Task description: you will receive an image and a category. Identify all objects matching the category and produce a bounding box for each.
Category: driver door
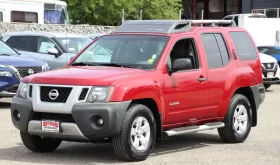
[163,36,209,125]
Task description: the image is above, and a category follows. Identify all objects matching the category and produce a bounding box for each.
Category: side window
[11,11,38,23]
[37,37,59,54]
[234,16,238,26]
[169,38,199,70]
[0,11,3,22]
[215,33,230,65]
[5,36,19,48]
[201,33,223,68]
[17,36,38,52]
[229,31,257,60]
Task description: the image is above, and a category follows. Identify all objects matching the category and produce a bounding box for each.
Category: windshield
[55,37,92,54]
[0,40,17,55]
[72,35,169,69]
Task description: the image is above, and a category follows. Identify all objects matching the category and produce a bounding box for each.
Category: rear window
[229,31,257,60]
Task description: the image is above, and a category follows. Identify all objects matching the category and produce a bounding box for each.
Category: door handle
[197,77,207,82]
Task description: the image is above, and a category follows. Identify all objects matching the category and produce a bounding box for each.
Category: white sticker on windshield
[68,48,76,51]
[152,54,157,59]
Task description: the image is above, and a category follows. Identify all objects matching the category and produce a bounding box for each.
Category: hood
[23,66,147,86]
[259,53,277,63]
[0,54,44,67]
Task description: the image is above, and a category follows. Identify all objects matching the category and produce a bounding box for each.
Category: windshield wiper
[0,54,11,56]
[71,62,99,66]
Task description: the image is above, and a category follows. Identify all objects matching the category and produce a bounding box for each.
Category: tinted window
[229,32,257,60]
[0,12,3,22]
[264,48,280,55]
[17,36,38,52]
[201,33,223,68]
[6,36,19,48]
[169,38,200,70]
[223,16,232,20]
[11,11,38,23]
[215,33,230,65]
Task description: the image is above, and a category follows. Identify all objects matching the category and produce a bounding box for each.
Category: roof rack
[113,19,236,34]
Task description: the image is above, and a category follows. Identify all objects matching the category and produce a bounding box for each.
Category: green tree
[63,0,182,26]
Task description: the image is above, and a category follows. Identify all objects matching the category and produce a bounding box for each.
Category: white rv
[0,0,70,24]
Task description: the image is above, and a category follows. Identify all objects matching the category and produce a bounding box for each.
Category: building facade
[182,0,280,20]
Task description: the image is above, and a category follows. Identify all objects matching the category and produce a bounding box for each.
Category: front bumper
[0,84,19,97]
[11,97,131,141]
[262,78,280,84]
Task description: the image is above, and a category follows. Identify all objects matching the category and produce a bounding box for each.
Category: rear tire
[112,104,156,161]
[264,84,271,90]
[218,94,252,143]
[20,131,62,152]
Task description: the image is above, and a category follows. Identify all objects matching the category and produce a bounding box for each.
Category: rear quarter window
[229,31,257,61]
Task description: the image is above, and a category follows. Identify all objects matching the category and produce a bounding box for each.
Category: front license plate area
[41,120,60,133]
[267,72,274,78]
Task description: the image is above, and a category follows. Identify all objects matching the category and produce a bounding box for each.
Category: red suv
[11,20,265,161]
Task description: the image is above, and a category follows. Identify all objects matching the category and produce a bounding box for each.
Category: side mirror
[172,58,193,72]
[47,48,59,57]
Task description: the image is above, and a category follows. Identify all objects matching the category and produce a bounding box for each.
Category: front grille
[32,112,75,123]
[78,88,89,100]
[262,63,275,70]
[40,86,72,103]
[15,66,42,78]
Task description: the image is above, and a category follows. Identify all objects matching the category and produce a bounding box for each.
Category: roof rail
[113,19,236,34]
[191,20,236,27]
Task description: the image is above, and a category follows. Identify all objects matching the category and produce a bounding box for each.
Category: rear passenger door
[198,30,237,116]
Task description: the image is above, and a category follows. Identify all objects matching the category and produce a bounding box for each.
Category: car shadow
[0,101,11,109]
[0,132,224,164]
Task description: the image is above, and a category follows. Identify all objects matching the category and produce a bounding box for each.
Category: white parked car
[259,53,280,89]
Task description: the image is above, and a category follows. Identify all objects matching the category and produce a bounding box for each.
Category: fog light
[13,110,20,121]
[88,94,97,103]
[97,118,104,126]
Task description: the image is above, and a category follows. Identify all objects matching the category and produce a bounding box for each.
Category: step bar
[164,122,225,137]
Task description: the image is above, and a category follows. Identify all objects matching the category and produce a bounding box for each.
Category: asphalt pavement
[0,85,279,165]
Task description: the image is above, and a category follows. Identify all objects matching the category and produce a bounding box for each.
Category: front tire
[112,104,156,161]
[218,94,252,143]
[20,131,62,152]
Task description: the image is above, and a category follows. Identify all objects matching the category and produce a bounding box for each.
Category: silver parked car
[1,31,93,69]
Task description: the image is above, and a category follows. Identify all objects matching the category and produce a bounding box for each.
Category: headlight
[0,71,12,77]
[87,86,114,103]
[42,62,50,71]
[16,82,28,99]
